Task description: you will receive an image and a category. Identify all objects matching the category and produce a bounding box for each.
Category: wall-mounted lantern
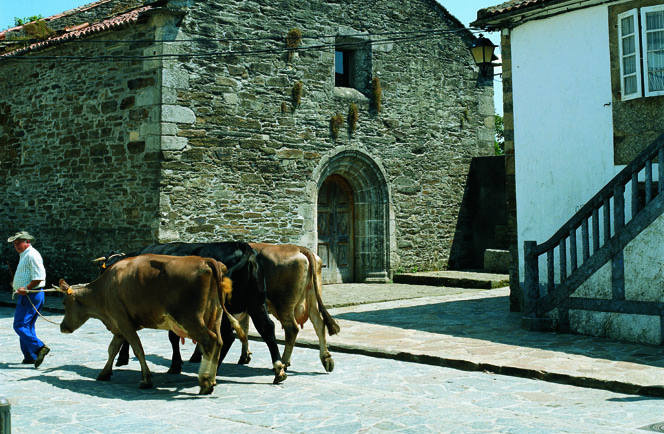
[470,34,498,78]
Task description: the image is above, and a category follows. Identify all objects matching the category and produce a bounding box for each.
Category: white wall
[511,5,615,279]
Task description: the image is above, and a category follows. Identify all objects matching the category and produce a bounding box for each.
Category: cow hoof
[237,353,252,365]
[167,365,182,375]
[139,380,153,389]
[199,380,214,395]
[97,372,112,381]
[115,358,128,367]
[272,371,287,384]
[322,357,335,373]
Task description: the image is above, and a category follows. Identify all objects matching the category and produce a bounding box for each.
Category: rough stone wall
[0,0,493,285]
[159,0,494,273]
[608,0,664,165]
[0,17,162,284]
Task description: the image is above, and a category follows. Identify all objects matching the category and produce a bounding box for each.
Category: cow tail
[221,276,248,343]
[208,258,247,343]
[301,247,340,336]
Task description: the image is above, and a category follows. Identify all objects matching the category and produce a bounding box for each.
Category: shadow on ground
[335,296,664,369]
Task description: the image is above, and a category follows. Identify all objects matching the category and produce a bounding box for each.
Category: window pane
[646,11,664,30]
[647,30,664,50]
[622,35,635,55]
[647,50,664,91]
[335,51,344,74]
[621,16,634,35]
[624,75,637,95]
[623,54,636,74]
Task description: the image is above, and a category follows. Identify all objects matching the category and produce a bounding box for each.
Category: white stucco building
[474,0,664,344]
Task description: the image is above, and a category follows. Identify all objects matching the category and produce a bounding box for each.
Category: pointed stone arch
[311,147,392,283]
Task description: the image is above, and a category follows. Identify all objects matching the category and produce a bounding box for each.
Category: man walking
[9,231,50,368]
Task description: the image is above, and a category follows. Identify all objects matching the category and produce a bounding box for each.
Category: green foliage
[494,113,505,155]
[23,20,56,40]
[2,18,55,54]
[371,76,382,113]
[286,28,302,62]
[347,103,358,134]
[286,28,302,49]
[13,15,43,27]
[330,113,344,139]
[292,81,303,108]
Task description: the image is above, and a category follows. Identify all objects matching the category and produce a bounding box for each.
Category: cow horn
[92,256,107,264]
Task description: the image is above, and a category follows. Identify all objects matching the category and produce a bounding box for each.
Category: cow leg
[116,340,130,367]
[307,301,334,372]
[216,316,236,369]
[122,330,153,389]
[237,314,252,365]
[194,327,221,395]
[249,305,286,384]
[98,335,124,382]
[279,316,300,371]
[188,344,202,364]
[167,330,183,375]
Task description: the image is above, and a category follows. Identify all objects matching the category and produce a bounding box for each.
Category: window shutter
[618,9,642,100]
[642,6,664,96]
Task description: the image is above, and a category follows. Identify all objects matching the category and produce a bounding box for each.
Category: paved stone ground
[2,279,664,433]
[1,306,664,433]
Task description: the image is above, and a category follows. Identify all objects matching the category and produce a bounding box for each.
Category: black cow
[97,242,286,384]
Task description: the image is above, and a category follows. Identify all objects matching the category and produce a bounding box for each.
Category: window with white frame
[618,5,664,100]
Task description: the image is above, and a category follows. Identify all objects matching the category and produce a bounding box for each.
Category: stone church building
[0,0,494,284]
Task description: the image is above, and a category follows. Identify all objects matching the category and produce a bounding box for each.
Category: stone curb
[393,271,510,289]
[284,336,664,398]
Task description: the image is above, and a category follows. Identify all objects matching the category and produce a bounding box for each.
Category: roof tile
[2,5,153,57]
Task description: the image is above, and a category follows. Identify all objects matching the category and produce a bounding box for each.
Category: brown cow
[248,243,340,372]
[59,254,245,395]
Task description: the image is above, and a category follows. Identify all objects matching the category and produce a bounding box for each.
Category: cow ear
[59,278,71,294]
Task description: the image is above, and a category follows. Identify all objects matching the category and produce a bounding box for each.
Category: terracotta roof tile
[0,1,112,36]
[2,5,153,57]
[475,0,567,24]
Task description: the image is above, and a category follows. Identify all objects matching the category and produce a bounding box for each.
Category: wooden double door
[317,175,354,283]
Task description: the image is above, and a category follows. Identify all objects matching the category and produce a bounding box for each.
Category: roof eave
[472,0,588,30]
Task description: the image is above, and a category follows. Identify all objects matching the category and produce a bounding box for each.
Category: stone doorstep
[484,249,510,274]
[392,270,510,289]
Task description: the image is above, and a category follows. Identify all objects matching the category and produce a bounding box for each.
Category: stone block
[484,249,510,273]
[162,105,196,124]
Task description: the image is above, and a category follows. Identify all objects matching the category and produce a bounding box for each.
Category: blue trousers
[13,292,45,361]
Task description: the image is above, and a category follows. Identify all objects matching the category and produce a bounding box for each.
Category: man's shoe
[34,346,50,368]
[22,358,35,364]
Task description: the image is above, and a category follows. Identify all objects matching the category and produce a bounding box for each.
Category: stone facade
[0,0,493,285]
[608,0,664,164]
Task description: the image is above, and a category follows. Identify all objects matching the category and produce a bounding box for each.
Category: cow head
[58,278,91,334]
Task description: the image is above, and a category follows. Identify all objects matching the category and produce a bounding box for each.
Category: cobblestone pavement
[1,306,664,434]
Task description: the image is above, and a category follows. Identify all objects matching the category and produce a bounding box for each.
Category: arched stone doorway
[312,148,391,284]
[318,174,354,282]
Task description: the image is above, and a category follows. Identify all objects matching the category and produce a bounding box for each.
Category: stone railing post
[522,241,538,325]
[0,397,10,434]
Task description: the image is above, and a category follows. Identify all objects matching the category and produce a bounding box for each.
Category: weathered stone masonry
[0,0,493,285]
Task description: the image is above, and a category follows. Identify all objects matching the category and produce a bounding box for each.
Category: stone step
[392,270,509,289]
[484,249,510,274]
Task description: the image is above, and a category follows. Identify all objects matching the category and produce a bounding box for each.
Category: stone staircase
[522,132,664,344]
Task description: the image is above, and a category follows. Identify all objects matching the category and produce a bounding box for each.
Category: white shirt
[13,246,46,290]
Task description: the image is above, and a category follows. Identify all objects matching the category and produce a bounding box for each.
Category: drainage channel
[640,422,664,432]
